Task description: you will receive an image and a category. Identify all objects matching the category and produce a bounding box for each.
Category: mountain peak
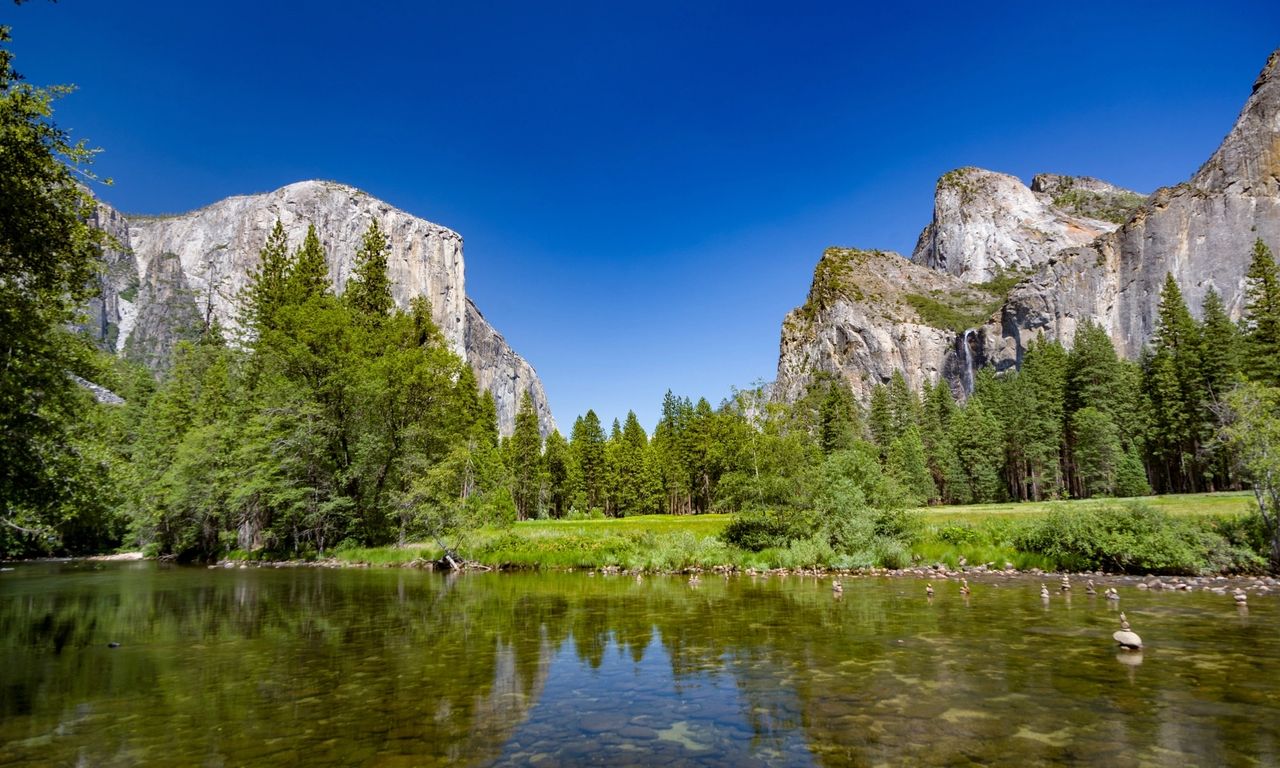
[1192,46,1280,193]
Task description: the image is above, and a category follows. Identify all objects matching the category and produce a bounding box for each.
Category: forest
[3,27,1280,571]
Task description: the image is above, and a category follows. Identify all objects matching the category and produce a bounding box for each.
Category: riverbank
[312,492,1266,576]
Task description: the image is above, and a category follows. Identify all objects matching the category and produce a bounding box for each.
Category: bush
[1013,502,1233,574]
[721,507,801,551]
[936,523,983,545]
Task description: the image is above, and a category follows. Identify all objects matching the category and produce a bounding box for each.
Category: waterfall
[962,328,976,394]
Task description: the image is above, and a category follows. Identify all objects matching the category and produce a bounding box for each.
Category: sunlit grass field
[332,491,1258,572]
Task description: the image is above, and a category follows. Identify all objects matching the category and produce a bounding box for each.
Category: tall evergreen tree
[346,219,394,319]
[948,397,1004,503]
[286,224,330,303]
[1144,273,1206,492]
[886,425,935,505]
[1242,238,1280,385]
[1199,286,1241,401]
[571,410,607,512]
[818,377,860,455]
[543,430,572,518]
[242,220,291,335]
[509,391,543,520]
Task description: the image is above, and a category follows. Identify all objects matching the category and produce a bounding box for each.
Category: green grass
[919,491,1254,523]
[326,493,1260,573]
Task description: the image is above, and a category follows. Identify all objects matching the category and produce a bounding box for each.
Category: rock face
[990,48,1280,367]
[464,298,555,436]
[775,248,993,402]
[910,167,1142,284]
[88,180,553,436]
[777,46,1280,404]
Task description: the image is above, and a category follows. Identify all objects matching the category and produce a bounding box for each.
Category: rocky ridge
[89,180,553,436]
[777,47,1280,402]
[910,167,1141,284]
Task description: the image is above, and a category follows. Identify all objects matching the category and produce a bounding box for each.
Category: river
[1,562,1277,766]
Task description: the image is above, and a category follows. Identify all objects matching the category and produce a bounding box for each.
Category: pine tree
[286,224,330,303]
[1071,406,1122,497]
[242,220,291,334]
[867,384,893,452]
[509,391,543,520]
[1021,335,1067,499]
[948,397,1004,503]
[571,410,607,512]
[346,219,394,319]
[543,430,572,518]
[887,369,920,434]
[1143,274,1206,492]
[818,377,859,454]
[1242,239,1280,385]
[1199,287,1242,490]
[886,425,935,505]
[1200,286,1241,401]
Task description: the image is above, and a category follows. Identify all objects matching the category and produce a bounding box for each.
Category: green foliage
[285,224,330,304]
[345,219,394,319]
[1050,186,1146,224]
[904,293,996,334]
[1013,502,1250,575]
[1242,239,1280,386]
[1223,382,1280,570]
[798,248,859,321]
[721,507,800,551]
[508,392,543,520]
[0,29,124,556]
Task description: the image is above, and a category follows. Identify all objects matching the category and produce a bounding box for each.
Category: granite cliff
[88,181,553,436]
[777,47,1280,403]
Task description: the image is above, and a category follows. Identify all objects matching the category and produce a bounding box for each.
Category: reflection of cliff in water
[2,564,1278,767]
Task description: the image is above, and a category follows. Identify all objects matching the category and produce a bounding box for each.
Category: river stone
[1113,630,1143,649]
[580,712,628,733]
[618,724,659,740]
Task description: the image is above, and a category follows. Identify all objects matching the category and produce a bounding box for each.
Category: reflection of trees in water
[2,566,1277,766]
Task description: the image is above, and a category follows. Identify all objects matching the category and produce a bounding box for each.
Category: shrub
[721,507,800,551]
[1013,502,1232,574]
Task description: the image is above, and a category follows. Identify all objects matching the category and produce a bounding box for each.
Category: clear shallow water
[1,563,1277,767]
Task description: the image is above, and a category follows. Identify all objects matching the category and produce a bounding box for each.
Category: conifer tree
[1071,406,1122,497]
[571,410,607,512]
[867,383,893,452]
[886,426,935,504]
[346,219,394,319]
[1242,239,1280,385]
[887,370,919,434]
[286,224,330,303]
[948,397,1004,503]
[509,391,543,520]
[818,377,859,454]
[1199,286,1241,401]
[1021,335,1067,499]
[543,430,572,518]
[243,220,291,334]
[1199,287,1242,489]
[1144,274,1206,492]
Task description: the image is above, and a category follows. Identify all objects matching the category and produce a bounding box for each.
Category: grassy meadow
[328,491,1263,574]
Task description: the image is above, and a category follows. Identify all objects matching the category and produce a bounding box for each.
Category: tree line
[2,26,1278,568]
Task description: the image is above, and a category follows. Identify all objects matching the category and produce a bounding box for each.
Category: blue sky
[10,2,1280,431]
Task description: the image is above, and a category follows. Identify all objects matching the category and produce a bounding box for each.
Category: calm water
[1,563,1277,767]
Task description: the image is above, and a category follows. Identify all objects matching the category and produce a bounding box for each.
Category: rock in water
[1113,630,1143,650]
[1114,613,1142,650]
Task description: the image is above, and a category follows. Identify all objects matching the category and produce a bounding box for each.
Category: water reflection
[1,563,1277,766]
